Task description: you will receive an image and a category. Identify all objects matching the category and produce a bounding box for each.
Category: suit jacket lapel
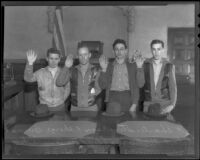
[155,58,168,92]
[126,62,132,89]
[109,61,115,88]
[149,59,155,94]
[156,63,165,92]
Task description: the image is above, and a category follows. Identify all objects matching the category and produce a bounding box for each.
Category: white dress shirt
[152,60,163,89]
[48,67,58,78]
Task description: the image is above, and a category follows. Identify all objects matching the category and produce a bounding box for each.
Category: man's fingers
[99,55,105,62]
[34,53,38,59]
[26,49,37,62]
[33,51,37,57]
[101,55,106,60]
[30,49,33,56]
[101,55,105,59]
[99,55,104,62]
[27,50,32,57]
[99,55,108,68]
[103,56,108,63]
[105,57,108,63]
[27,49,34,56]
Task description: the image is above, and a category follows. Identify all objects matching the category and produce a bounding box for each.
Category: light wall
[4,6,52,59]
[132,4,195,58]
[4,6,127,59]
[63,6,127,58]
[4,4,195,59]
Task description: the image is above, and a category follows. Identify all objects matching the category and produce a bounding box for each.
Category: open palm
[99,55,108,70]
[65,54,74,68]
[26,50,37,65]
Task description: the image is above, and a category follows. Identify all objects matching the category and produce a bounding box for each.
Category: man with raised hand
[24,48,70,113]
[135,39,177,116]
[98,39,140,113]
[56,44,101,112]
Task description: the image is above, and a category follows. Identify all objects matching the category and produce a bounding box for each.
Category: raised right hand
[26,49,37,65]
[65,54,74,68]
[99,55,108,71]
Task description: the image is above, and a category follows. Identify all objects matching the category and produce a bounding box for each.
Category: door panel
[168,28,195,84]
[168,28,195,107]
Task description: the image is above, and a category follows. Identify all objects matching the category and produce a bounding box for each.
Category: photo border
[1,1,199,159]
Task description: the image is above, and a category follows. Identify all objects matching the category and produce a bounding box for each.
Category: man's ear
[46,57,49,62]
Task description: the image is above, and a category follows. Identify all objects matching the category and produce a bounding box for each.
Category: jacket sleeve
[94,69,102,96]
[98,64,110,90]
[131,63,140,105]
[136,66,145,88]
[169,65,177,107]
[56,66,71,87]
[24,63,37,82]
[63,81,71,100]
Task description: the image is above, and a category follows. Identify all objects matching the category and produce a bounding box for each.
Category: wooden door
[168,27,195,112]
[168,28,195,84]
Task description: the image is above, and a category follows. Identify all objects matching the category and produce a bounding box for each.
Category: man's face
[114,43,127,60]
[151,43,164,61]
[47,53,60,68]
[78,47,91,65]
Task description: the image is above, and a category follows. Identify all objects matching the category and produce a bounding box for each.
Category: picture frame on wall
[77,41,104,59]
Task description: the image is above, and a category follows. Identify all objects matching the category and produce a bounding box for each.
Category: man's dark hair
[46,48,61,57]
[112,39,127,49]
[150,39,164,48]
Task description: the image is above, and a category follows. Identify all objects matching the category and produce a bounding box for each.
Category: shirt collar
[113,58,127,66]
[153,60,162,65]
[149,57,168,65]
[76,63,93,71]
[45,66,60,73]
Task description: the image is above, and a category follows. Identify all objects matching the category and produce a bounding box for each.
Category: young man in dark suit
[135,39,177,116]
